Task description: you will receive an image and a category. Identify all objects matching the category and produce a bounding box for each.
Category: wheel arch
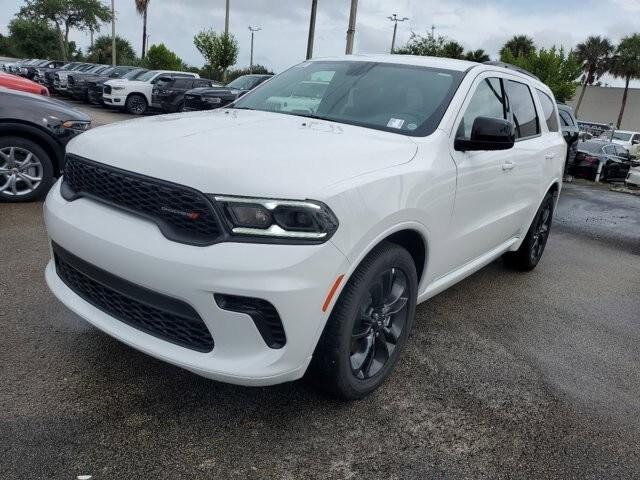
[0,121,64,175]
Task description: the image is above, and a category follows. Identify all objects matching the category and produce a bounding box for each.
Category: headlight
[62,120,91,131]
[204,97,222,104]
[111,86,125,91]
[211,195,338,242]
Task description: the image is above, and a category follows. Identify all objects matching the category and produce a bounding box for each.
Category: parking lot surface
[2,156,640,477]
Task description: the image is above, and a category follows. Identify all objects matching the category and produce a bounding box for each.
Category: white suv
[103,70,199,114]
[44,55,565,399]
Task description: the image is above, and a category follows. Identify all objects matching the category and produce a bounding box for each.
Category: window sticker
[387,118,405,129]
[407,123,417,131]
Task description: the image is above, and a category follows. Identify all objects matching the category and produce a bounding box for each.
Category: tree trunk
[64,23,71,59]
[617,76,630,129]
[574,79,588,116]
[223,68,227,83]
[55,23,67,61]
[141,9,147,58]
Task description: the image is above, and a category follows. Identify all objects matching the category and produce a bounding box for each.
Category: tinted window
[537,89,559,132]
[559,110,573,127]
[194,80,211,88]
[457,77,505,139]
[173,79,193,89]
[612,132,632,142]
[506,80,539,139]
[235,61,463,136]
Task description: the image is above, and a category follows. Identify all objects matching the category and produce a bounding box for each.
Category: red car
[0,72,49,96]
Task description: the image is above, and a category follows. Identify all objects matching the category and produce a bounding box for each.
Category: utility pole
[387,14,408,53]
[111,0,116,66]
[431,24,435,38]
[225,0,230,35]
[345,0,358,54]
[248,26,261,73]
[306,0,318,60]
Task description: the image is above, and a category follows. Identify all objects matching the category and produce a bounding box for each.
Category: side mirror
[454,116,515,152]
[632,139,639,145]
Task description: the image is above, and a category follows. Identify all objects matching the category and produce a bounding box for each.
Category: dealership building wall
[567,85,640,131]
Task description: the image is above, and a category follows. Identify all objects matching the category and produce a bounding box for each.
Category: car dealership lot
[1,181,639,478]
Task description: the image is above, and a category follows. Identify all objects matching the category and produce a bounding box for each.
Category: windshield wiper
[286,111,326,121]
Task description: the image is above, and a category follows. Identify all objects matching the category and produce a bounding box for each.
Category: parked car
[0,87,90,202]
[608,130,640,157]
[625,165,640,188]
[44,55,566,399]
[18,59,49,78]
[183,74,272,111]
[69,65,136,101]
[8,58,38,74]
[568,139,634,181]
[40,62,84,88]
[0,72,49,96]
[58,64,109,95]
[103,70,200,114]
[152,76,219,113]
[20,60,65,80]
[87,67,148,105]
[2,59,26,72]
[557,104,579,167]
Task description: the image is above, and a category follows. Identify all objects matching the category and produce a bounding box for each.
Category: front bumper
[44,181,349,385]
[102,92,126,106]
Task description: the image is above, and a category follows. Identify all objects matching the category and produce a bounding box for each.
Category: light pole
[248,26,261,73]
[306,0,318,60]
[345,0,358,54]
[225,0,230,35]
[111,0,116,66]
[387,14,408,53]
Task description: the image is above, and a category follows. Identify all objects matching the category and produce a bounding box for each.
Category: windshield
[227,75,264,90]
[137,70,161,82]
[612,132,632,141]
[233,61,464,136]
[122,69,147,80]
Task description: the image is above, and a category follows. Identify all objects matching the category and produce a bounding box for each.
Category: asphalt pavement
[1,169,639,477]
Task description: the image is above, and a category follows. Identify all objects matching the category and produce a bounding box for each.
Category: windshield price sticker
[387,118,405,129]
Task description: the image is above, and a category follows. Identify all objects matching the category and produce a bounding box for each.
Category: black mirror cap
[455,116,516,152]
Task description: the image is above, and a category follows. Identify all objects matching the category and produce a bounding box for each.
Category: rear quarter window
[505,80,540,139]
[536,89,559,132]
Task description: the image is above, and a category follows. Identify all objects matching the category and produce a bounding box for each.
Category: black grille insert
[53,243,214,352]
[215,294,286,349]
[61,155,223,246]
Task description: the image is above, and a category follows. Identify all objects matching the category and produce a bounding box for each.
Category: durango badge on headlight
[211,195,339,242]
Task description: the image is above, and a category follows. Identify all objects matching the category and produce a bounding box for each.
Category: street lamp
[248,26,261,74]
[387,14,408,53]
[111,0,116,66]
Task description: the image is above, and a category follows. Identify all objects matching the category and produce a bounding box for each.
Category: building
[567,85,640,131]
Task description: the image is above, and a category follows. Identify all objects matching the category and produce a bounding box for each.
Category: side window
[457,77,506,139]
[633,134,640,144]
[173,79,190,89]
[505,80,540,139]
[536,89,559,132]
[559,110,573,127]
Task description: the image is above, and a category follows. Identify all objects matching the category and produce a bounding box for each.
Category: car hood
[187,86,239,96]
[67,109,418,199]
[0,87,90,120]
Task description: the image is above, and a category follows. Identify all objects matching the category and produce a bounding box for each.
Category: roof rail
[482,61,540,81]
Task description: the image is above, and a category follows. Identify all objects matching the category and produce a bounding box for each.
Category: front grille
[103,84,112,94]
[215,294,286,349]
[62,155,224,246]
[53,243,214,352]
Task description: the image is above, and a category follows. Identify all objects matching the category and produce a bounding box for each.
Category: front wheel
[0,136,54,202]
[503,192,554,271]
[125,93,148,115]
[309,242,418,400]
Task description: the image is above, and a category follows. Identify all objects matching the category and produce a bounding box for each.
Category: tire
[0,136,54,203]
[503,192,554,271]
[125,93,148,115]
[309,241,418,400]
[177,102,185,113]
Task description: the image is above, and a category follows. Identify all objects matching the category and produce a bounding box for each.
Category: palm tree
[135,0,151,58]
[441,40,464,59]
[500,35,535,60]
[610,34,640,128]
[574,36,614,115]
[464,49,490,63]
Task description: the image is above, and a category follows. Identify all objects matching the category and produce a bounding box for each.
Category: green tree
[574,36,614,115]
[19,0,112,61]
[441,40,465,59]
[134,0,151,58]
[143,43,184,70]
[0,34,11,56]
[610,34,640,128]
[7,17,60,58]
[500,35,535,60]
[464,49,490,63]
[226,64,274,82]
[86,35,136,65]
[502,46,582,102]
[395,31,446,56]
[194,29,238,82]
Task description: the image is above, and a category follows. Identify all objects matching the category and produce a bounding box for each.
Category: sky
[1,0,639,86]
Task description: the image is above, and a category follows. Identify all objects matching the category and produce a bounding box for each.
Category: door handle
[545,153,556,160]
[502,160,516,171]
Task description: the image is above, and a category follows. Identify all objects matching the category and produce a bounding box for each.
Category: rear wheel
[0,136,54,202]
[125,93,148,115]
[503,192,554,271]
[309,242,417,400]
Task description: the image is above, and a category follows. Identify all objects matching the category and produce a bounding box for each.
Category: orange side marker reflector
[322,274,345,312]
